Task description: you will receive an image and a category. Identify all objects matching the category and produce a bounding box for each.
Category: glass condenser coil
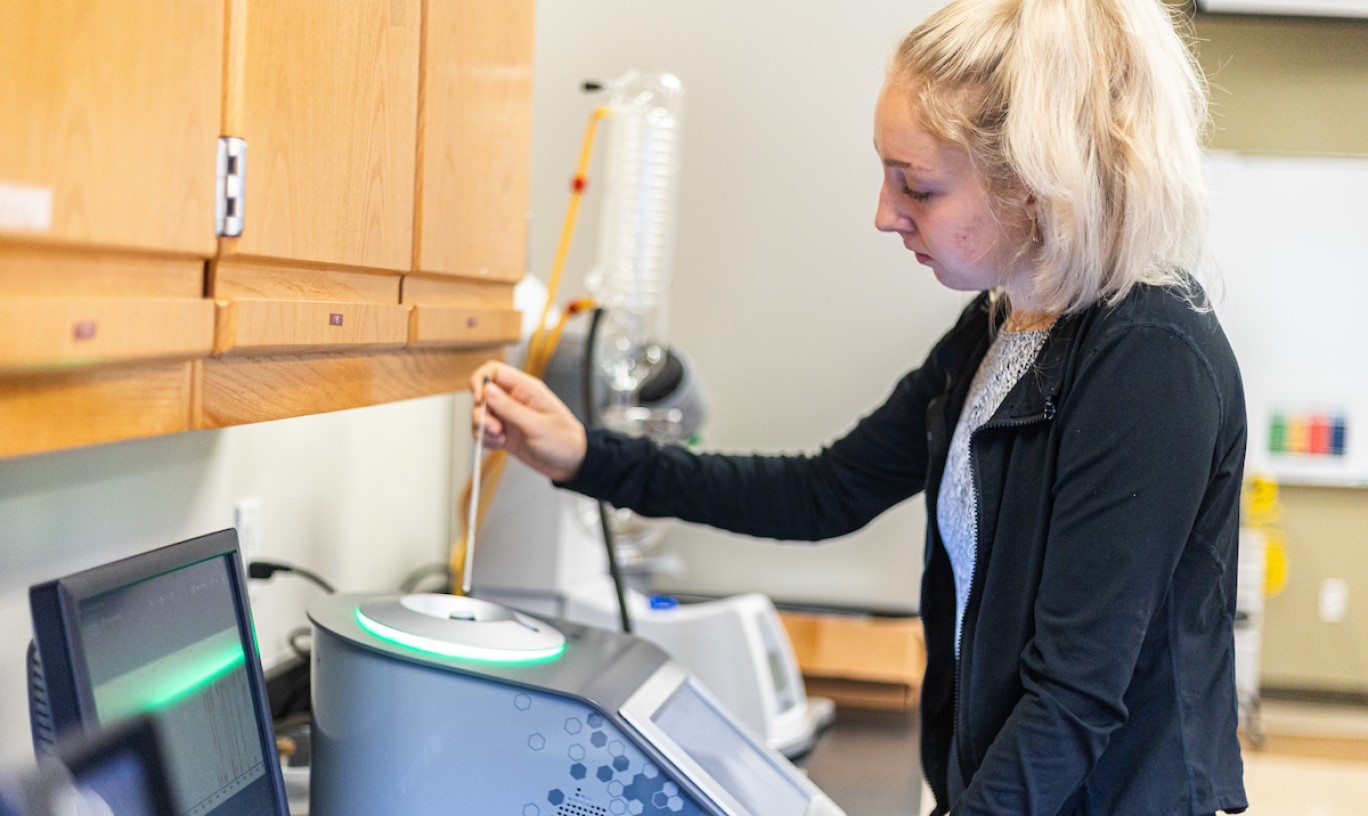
[587,70,686,398]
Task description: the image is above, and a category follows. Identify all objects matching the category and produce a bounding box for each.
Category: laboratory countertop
[798,706,924,816]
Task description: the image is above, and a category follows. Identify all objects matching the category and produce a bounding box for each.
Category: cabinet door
[416,0,534,282]
[0,0,223,256]
[221,0,421,272]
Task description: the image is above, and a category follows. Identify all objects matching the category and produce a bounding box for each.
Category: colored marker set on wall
[1268,411,1348,457]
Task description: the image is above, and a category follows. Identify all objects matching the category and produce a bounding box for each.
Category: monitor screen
[650,681,810,816]
[29,530,287,816]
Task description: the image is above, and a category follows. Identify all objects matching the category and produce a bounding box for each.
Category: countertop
[799,706,924,815]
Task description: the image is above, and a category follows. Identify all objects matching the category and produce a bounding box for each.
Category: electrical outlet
[1319,578,1349,624]
[234,497,263,564]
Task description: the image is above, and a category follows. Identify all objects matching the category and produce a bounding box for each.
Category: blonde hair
[891,0,1212,314]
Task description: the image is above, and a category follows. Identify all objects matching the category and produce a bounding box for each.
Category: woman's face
[873,81,1037,306]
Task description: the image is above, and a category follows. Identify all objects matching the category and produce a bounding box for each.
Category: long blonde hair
[891,0,1212,314]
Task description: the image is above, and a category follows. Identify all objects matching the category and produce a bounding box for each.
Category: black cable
[585,307,633,634]
[248,560,337,594]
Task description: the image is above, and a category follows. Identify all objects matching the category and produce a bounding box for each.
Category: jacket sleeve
[557,362,944,542]
[956,324,1232,814]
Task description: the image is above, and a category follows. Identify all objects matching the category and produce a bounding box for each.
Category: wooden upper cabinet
[0,0,531,455]
[416,0,535,283]
[0,0,223,256]
[220,0,421,272]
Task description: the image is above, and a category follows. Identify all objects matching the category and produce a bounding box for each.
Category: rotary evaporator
[472,70,834,758]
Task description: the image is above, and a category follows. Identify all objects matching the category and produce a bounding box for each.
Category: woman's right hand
[470,361,588,483]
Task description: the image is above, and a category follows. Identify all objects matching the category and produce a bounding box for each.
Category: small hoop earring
[1030,218,1042,245]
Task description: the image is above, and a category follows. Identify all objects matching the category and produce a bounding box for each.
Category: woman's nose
[874,185,906,233]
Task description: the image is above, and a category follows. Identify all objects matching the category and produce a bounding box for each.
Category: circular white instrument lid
[355,594,566,662]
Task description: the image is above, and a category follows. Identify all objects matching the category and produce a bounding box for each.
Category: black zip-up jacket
[562,284,1249,815]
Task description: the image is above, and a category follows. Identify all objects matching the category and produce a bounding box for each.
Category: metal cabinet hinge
[216,136,247,238]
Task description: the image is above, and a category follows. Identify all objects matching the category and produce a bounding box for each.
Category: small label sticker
[329,313,344,327]
[72,321,97,341]
[0,182,54,233]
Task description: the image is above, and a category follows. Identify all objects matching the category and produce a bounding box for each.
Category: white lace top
[937,325,1051,657]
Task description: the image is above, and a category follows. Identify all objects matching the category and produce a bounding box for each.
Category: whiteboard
[1205,151,1368,486]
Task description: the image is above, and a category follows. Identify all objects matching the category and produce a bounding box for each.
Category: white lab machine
[308,593,845,816]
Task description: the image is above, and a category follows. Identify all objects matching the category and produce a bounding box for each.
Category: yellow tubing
[526,105,612,372]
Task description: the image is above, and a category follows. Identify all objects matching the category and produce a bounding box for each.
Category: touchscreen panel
[650,681,809,816]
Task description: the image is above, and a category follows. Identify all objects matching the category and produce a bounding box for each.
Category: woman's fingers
[483,381,541,434]
[466,359,586,482]
[475,410,505,445]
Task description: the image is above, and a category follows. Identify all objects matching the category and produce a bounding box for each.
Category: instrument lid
[351,594,566,663]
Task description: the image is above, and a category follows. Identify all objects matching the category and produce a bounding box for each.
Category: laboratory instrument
[308,591,846,816]
[463,379,490,595]
[27,529,289,816]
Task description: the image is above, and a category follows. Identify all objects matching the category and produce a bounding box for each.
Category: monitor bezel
[28,529,288,815]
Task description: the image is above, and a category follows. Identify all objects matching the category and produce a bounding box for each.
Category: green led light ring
[355,610,565,664]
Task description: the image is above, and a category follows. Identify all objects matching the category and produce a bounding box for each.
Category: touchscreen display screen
[650,681,809,816]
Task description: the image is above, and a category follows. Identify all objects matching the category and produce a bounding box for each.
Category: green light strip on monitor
[93,629,246,722]
[355,609,565,664]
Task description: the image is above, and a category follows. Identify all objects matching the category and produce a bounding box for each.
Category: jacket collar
[933,292,1083,424]
[993,311,1078,422]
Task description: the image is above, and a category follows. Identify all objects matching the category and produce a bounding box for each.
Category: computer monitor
[27,530,288,816]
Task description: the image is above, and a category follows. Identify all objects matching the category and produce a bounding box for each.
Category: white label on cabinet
[0,182,53,233]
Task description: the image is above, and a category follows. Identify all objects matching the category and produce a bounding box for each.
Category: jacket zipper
[952,397,1056,788]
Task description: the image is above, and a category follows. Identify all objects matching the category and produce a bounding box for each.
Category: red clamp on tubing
[571,175,587,194]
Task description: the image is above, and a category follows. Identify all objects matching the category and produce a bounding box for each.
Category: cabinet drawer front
[408,306,520,348]
[0,299,214,371]
[215,300,410,355]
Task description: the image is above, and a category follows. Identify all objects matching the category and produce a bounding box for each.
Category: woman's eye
[903,187,932,202]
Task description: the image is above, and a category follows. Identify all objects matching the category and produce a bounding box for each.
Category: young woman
[472,0,1248,812]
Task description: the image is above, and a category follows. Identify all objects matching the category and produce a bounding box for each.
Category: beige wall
[1260,486,1368,691]
[1192,13,1368,155]
[1185,8,1368,693]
